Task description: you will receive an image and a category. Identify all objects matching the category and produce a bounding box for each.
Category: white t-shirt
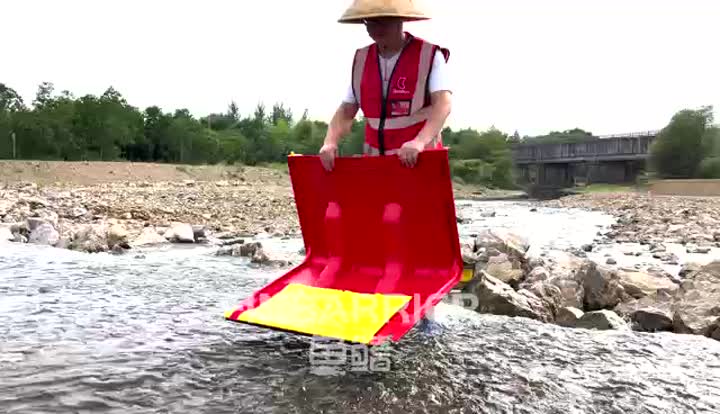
[342,49,451,104]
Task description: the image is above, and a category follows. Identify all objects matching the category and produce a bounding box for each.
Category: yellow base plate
[225,283,412,344]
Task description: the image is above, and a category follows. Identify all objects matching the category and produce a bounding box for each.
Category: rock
[474,229,529,267]
[192,225,207,240]
[649,243,667,254]
[686,245,712,254]
[580,261,627,311]
[55,238,70,249]
[615,292,674,332]
[482,253,524,286]
[556,307,584,327]
[456,215,468,224]
[467,273,552,322]
[523,267,550,286]
[543,251,585,309]
[616,270,679,299]
[201,213,212,220]
[13,233,28,243]
[164,223,195,243]
[18,196,48,209]
[524,281,564,319]
[576,310,630,331]
[107,224,129,246]
[26,217,46,232]
[480,211,496,218]
[28,223,60,246]
[606,258,617,265]
[121,212,133,220]
[714,232,720,242]
[582,244,593,252]
[0,226,14,242]
[132,227,170,247]
[70,224,109,253]
[653,252,679,263]
[110,244,127,255]
[672,262,720,338]
[527,256,545,270]
[69,207,88,218]
[679,263,702,279]
[216,242,263,258]
[251,248,271,264]
[240,242,263,257]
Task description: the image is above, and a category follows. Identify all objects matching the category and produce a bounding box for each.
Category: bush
[699,157,720,179]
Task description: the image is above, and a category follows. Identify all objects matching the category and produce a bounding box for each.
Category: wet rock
[582,244,593,252]
[615,291,674,332]
[192,225,207,240]
[240,242,263,257]
[467,273,552,322]
[164,223,195,243]
[132,227,170,247]
[110,244,127,255]
[686,245,712,254]
[556,307,584,327]
[70,224,108,253]
[576,310,630,331]
[616,270,679,299]
[480,211,496,218]
[107,224,129,246]
[216,242,263,258]
[13,233,28,243]
[26,217,47,232]
[456,215,468,224]
[649,243,666,254]
[714,232,720,242]
[672,262,720,339]
[653,252,679,263]
[606,258,617,265]
[220,237,246,247]
[28,223,60,246]
[251,248,271,264]
[579,261,627,311]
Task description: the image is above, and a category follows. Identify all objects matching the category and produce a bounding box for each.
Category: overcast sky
[4,0,719,136]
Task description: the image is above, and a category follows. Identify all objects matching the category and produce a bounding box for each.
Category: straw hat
[338,0,430,24]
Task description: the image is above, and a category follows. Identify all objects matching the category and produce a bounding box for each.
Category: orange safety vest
[352,32,450,156]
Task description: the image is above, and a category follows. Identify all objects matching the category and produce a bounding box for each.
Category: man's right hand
[319,143,338,171]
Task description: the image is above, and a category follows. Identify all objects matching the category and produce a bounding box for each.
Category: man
[319,0,452,170]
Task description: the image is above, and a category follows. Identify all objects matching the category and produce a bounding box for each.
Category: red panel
[226,149,463,345]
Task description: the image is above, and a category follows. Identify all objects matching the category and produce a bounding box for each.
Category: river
[1,201,719,413]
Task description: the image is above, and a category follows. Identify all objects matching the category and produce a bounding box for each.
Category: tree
[227,101,239,121]
[650,106,714,178]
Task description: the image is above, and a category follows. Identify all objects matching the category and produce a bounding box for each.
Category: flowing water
[1,201,720,414]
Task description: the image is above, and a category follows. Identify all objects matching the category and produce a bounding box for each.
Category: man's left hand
[398,139,425,168]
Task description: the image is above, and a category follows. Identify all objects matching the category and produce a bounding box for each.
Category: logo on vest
[392,77,410,95]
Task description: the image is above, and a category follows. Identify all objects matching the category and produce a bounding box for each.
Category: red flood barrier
[224,149,463,345]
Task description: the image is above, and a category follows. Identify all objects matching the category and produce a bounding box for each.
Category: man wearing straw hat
[319,0,452,170]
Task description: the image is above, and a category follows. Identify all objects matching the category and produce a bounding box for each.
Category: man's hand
[319,143,339,171]
[398,139,425,168]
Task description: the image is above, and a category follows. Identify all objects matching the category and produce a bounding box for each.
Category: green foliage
[650,106,714,178]
[699,157,720,179]
[522,128,594,144]
[0,80,518,189]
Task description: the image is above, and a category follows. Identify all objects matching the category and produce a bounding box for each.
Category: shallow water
[1,201,720,413]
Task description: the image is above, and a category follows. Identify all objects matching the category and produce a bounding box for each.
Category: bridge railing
[513,135,656,163]
[596,130,660,139]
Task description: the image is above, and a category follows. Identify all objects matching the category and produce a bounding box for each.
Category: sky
[3,0,719,137]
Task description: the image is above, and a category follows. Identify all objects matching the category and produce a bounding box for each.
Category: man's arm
[323,101,359,148]
[413,90,452,147]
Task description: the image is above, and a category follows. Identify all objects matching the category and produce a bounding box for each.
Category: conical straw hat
[338,0,430,24]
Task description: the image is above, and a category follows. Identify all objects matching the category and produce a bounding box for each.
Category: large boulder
[615,291,674,332]
[672,262,720,339]
[70,224,109,253]
[556,307,584,327]
[131,227,170,247]
[107,224,129,247]
[28,223,60,246]
[482,253,524,286]
[616,270,679,299]
[579,261,628,311]
[164,222,195,243]
[542,251,586,309]
[524,281,564,319]
[466,273,553,322]
[474,229,530,268]
[576,310,630,331]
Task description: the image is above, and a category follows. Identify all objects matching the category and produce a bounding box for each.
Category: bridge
[512,131,659,190]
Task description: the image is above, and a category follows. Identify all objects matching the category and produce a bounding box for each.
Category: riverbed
[2,201,720,413]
